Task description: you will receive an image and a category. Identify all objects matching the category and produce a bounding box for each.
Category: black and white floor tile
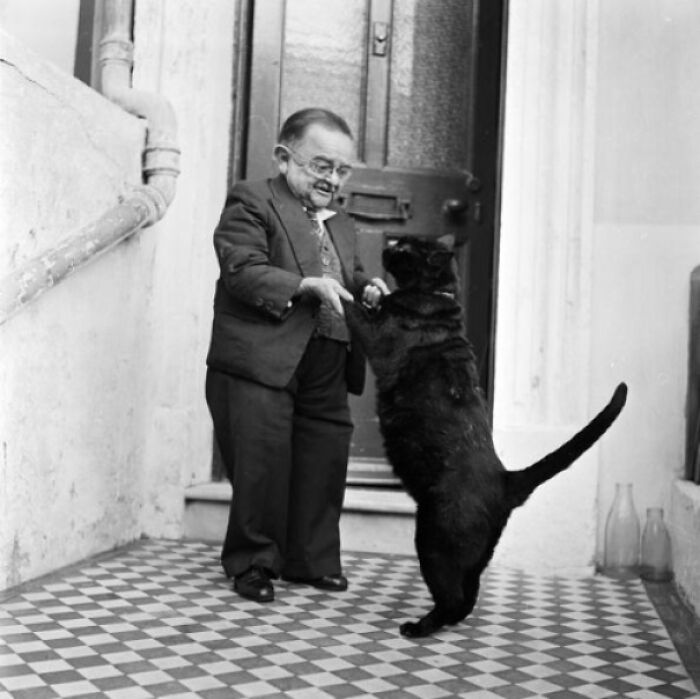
[0,540,698,698]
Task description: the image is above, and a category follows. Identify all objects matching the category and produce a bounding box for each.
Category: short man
[205,108,388,602]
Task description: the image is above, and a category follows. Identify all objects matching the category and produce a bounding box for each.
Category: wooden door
[240,0,505,485]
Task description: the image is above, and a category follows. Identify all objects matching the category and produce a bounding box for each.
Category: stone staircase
[184,459,416,555]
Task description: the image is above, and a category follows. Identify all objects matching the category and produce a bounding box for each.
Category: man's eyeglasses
[281,146,353,180]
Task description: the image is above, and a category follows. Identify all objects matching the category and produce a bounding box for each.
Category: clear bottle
[640,507,673,582]
[602,483,640,579]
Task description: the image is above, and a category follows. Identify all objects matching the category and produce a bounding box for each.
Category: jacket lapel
[267,176,321,277]
[325,212,355,284]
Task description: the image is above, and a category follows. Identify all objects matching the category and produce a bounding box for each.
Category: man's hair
[278,108,353,145]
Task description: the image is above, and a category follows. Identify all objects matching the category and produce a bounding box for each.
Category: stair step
[347,457,401,487]
[185,481,231,503]
[184,481,415,514]
[343,487,415,514]
[184,481,415,555]
[346,475,400,487]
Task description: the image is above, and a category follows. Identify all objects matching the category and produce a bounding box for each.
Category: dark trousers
[205,337,353,580]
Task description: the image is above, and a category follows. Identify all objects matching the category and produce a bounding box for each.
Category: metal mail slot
[338,191,413,222]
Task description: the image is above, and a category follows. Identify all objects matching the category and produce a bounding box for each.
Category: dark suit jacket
[206,175,370,394]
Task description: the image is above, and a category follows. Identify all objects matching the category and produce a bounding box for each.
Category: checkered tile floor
[1,540,698,698]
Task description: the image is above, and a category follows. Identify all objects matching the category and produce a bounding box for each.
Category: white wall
[131,0,234,532]
[494,0,700,575]
[591,0,700,558]
[0,0,80,75]
[0,0,235,588]
[0,28,148,587]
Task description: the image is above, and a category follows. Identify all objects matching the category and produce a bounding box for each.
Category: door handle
[442,198,470,224]
[442,198,468,216]
[443,170,482,221]
[443,197,483,223]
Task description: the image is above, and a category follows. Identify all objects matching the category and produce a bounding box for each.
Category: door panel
[282,0,369,142]
[243,0,502,481]
[387,0,476,172]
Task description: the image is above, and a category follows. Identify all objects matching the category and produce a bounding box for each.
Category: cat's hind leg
[458,572,481,620]
[400,541,470,638]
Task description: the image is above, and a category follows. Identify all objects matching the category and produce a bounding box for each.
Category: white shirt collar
[306,207,337,222]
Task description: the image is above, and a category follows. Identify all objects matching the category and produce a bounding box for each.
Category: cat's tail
[506,382,628,508]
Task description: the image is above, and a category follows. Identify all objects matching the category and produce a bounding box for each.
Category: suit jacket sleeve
[213,183,302,320]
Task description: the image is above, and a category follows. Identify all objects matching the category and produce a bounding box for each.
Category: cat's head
[382,236,458,296]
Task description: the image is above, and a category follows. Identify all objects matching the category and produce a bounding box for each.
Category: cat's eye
[427,251,451,265]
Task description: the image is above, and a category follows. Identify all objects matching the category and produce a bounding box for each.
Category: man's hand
[297,277,354,316]
[362,277,390,309]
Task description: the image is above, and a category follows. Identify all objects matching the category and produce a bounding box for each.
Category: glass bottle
[640,507,673,582]
[602,483,640,579]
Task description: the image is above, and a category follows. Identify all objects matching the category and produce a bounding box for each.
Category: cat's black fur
[343,236,627,638]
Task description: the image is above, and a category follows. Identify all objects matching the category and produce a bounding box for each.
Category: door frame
[228,0,508,417]
[227,0,255,188]
[469,0,508,412]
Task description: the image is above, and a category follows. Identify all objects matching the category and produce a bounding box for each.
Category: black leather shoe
[234,566,274,602]
[283,574,348,592]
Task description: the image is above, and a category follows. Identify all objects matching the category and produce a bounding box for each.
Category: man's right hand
[297,277,353,316]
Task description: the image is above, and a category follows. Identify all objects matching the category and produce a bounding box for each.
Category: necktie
[306,211,331,266]
[306,210,324,239]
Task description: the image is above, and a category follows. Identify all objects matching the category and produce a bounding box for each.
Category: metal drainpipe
[0,0,180,325]
[0,0,181,325]
[99,0,180,223]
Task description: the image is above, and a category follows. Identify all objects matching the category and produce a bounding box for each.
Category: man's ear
[273,144,290,172]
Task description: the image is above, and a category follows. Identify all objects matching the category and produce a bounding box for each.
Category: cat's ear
[437,234,455,251]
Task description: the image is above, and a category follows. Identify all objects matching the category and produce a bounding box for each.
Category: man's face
[276,123,354,210]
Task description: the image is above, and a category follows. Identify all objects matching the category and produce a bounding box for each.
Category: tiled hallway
[0,539,698,699]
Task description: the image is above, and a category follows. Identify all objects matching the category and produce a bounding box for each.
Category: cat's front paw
[342,298,374,330]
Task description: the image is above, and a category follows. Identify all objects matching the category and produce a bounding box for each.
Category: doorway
[222,0,506,485]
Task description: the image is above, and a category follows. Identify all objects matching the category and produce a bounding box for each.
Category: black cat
[343,236,627,638]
